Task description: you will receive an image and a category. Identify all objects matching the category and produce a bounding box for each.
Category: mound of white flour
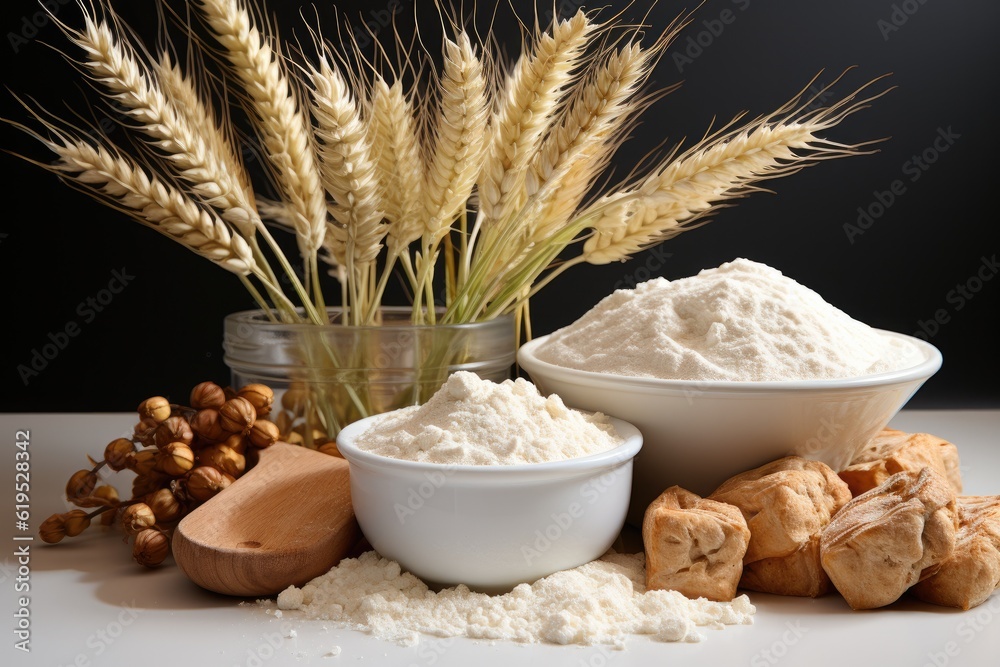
[355,371,621,465]
[275,550,755,647]
[534,258,922,382]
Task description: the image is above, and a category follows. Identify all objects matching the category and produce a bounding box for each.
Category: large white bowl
[517,330,942,526]
[336,415,643,591]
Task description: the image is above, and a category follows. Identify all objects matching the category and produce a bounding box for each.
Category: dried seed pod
[185,466,232,503]
[121,503,156,536]
[104,438,135,471]
[273,410,294,438]
[153,416,194,449]
[190,381,226,410]
[219,397,256,434]
[138,396,172,424]
[156,442,195,476]
[318,442,342,458]
[281,385,309,413]
[66,469,98,502]
[133,417,158,447]
[222,432,248,455]
[249,419,280,449]
[100,508,116,527]
[238,383,274,417]
[92,485,120,505]
[128,449,158,476]
[190,409,228,444]
[39,514,67,543]
[197,443,246,478]
[146,488,184,524]
[63,509,91,537]
[132,472,169,498]
[133,528,170,567]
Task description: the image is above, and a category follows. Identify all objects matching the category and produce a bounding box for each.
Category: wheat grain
[198,0,327,257]
[369,77,424,256]
[580,87,875,264]
[50,137,257,275]
[68,14,260,237]
[476,11,593,227]
[424,33,489,240]
[308,57,386,267]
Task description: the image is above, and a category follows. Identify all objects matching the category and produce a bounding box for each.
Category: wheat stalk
[423,32,490,241]
[198,0,327,262]
[580,81,881,264]
[476,10,594,229]
[46,135,257,275]
[66,14,261,238]
[369,77,424,257]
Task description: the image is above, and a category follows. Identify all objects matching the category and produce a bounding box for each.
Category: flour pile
[534,258,922,382]
[275,550,755,647]
[354,371,621,465]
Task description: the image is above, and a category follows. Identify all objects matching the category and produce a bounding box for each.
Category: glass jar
[223,307,516,444]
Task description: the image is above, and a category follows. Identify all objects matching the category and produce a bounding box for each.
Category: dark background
[1,0,997,411]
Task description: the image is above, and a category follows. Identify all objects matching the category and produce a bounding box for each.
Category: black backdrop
[1,0,997,411]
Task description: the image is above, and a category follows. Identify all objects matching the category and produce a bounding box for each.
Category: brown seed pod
[238,383,274,417]
[138,396,172,424]
[221,432,249,455]
[190,409,228,444]
[273,410,294,438]
[190,381,226,410]
[121,503,156,536]
[131,472,169,498]
[63,509,91,537]
[39,514,67,543]
[92,485,120,505]
[197,443,246,478]
[280,384,309,412]
[318,442,342,458]
[104,438,135,471]
[127,449,158,476]
[146,488,184,524]
[153,416,194,449]
[249,419,280,449]
[185,466,232,503]
[156,442,195,477]
[133,417,159,447]
[219,397,256,434]
[133,528,170,567]
[66,470,98,502]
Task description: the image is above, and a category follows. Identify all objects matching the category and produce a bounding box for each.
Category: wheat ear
[369,77,424,256]
[198,0,327,259]
[476,10,594,227]
[580,78,888,264]
[44,136,257,275]
[66,14,259,238]
[423,32,490,241]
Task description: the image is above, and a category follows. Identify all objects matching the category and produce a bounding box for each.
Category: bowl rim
[517,329,942,393]
[336,414,643,477]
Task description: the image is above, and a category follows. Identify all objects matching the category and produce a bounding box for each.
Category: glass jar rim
[224,306,515,332]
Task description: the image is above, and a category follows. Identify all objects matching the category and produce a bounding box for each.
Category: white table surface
[2,410,998,667]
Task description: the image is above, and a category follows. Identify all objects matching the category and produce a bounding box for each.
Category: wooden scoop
[172,442,360,597]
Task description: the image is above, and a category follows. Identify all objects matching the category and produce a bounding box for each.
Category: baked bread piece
[910,495,1000,610]
[839,429,963,497]
[709,456,851,597]
[820,467,958,610]
[643,486,750,601]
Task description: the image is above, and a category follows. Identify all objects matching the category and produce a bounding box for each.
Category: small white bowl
[336,415,643,591]
[517,330,942,526]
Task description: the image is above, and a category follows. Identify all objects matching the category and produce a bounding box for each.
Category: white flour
[355,371,621,464]
[534,258,922,381]
[275,550,755,647]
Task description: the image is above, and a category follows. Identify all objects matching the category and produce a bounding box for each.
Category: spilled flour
[274,550,755,647]
[534,258,923,382]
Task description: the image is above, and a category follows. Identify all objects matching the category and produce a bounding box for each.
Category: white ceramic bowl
[336,415,643,591]
[517,330,942,526]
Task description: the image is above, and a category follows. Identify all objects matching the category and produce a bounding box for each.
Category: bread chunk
[820,467,958,610]
[839,429,962,497]
[910,495,1000,610]
[709,456,851,597]
[643,486,750,601]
